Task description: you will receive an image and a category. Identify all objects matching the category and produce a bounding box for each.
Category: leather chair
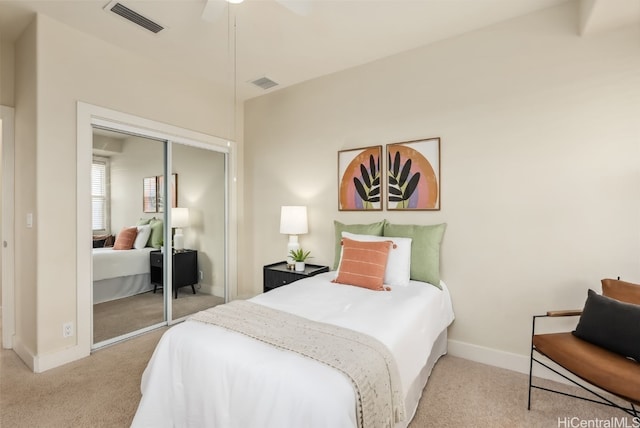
[527,279,640,417]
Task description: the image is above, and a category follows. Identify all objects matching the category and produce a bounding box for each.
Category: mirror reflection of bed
[91,128,226,345]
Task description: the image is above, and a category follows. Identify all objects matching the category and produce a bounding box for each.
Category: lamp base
[286,235,299,268]
[174,228,185,252]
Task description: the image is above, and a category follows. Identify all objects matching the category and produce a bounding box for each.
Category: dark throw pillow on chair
[572,289,640,362]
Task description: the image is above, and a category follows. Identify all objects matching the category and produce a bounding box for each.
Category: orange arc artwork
[388,145,438,209]
[339,147,381,210]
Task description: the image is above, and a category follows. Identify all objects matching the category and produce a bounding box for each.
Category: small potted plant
[289,248,312,272]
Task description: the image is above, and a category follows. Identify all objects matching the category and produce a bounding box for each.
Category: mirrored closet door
[90,124,229,348]
[170,143,226,319]
[91,129,167,345]
[82,104,232,351]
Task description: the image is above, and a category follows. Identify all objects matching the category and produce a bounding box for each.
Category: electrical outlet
[199,270,204,280]
[63,322,74,338]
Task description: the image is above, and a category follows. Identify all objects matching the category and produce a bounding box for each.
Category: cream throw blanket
[190,300,406,428]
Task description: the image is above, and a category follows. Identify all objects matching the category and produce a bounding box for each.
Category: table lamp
[279,206,308,268]
[172,207,189,251]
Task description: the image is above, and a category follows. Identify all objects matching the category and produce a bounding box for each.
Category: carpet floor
[1,326,631,428]
[93,290,224,343]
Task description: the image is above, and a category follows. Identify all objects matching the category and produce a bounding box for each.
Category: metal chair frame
[528,313,639,418]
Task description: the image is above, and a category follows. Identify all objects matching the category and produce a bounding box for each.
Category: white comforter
[132,272,454,428]
[92,247,154,281]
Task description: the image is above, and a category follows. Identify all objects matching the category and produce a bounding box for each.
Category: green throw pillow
[148,219,163,248]
[136,217,153,226]
[333,220,386,270]
[383,222,446,288]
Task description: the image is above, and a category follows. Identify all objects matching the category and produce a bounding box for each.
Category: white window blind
[92,157,109,233]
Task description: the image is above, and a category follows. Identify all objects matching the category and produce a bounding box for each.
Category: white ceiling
[1,0,637,101]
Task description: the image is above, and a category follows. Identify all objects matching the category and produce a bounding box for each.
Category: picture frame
[142,173,178,213]
[386,138,440,210]
[338,146,382,211]
[143,177,157,213]
[157,173,178,213]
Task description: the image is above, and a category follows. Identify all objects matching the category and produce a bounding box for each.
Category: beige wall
[106,135,165,234]
[1,38,16,106]
[244,2,640,362]
[11,13,237,368]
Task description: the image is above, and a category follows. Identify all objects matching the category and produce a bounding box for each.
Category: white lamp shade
[171,207,190,229]
[279,206,308,235]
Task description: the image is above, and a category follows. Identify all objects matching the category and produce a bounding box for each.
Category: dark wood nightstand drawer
[264,271,299,290]
[150,252,163,268]
[263,262,329,293]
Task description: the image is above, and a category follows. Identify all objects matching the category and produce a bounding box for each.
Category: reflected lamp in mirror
[279,206,308,267]
[172,207,190,251]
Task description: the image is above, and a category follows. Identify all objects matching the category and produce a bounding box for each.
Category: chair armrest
[546,309,582,317]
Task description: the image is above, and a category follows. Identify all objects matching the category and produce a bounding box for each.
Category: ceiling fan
[201,0,312,22]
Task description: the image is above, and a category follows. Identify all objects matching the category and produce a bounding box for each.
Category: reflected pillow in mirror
[113,227,138,250]
[134,225,152,250]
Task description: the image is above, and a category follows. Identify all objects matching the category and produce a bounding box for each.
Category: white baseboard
[198,283,225,299]
[12,336,35,371]
[34,344,90,373]
[447,339,579,386]
[448,339,530,373]
[12,334,90,373]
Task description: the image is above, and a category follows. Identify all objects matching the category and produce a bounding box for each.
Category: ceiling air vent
[105,1,164,34]
[251,77,279,90]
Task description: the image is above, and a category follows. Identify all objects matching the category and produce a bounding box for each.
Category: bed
[132,271,454,427]
[92,247,156,304]
[132,221,452,427]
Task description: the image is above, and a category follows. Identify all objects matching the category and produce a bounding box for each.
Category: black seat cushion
[573,289,640,362]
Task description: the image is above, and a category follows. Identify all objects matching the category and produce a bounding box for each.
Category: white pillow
[341,231,412,287]
[133,225,152,250]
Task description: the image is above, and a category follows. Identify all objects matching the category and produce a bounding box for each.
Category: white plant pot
[295,261,305,272]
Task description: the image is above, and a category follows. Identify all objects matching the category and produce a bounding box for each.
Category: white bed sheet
[132,272,454,428]
[92,247,154,281]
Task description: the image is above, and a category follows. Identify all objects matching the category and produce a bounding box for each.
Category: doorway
[1,105,15,350]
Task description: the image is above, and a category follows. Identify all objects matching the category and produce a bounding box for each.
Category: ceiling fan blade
[202,0,226,22]
[276,0,313,16]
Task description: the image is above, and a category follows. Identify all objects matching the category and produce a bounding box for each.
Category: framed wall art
[143,176,157,213]
[142,173,178,213]
[338,146,382,211]
[157,173,178,213]
[386,138,440,211]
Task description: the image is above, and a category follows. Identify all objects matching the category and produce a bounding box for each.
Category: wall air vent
[105,1,164,34]
[250,77,279,90]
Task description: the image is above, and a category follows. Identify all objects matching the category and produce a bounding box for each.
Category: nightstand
[263,261,329,293]
[150,249,198,298]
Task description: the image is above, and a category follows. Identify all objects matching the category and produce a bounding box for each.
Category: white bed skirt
[93,273,153,304]
[399,328,448,428]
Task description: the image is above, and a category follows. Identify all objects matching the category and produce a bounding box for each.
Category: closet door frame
[77,102,236,354]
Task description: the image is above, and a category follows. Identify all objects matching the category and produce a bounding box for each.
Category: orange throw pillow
[113,227,138,250]
[333,237,392,291]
